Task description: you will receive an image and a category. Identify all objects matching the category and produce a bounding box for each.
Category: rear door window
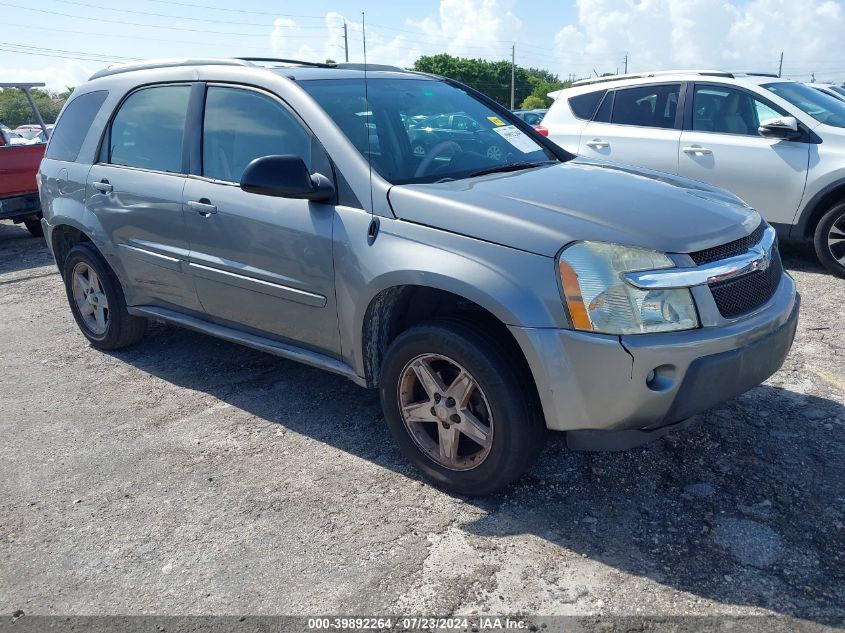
[109,84,191,173]
[46,90,108,162]
[611,84,681,129]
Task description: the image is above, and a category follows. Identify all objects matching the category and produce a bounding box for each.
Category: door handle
[585,139,610,149]
[682,145,712,155]
[93,179,113,193]
[187,199,217,216]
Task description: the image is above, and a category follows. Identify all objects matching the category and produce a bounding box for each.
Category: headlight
[558,242,699,335]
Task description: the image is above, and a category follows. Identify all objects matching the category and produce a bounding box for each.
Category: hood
[387,158,760,257]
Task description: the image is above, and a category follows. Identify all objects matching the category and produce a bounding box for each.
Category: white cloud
[553,0,845,82]
[270,17,318,61]
[14,0,845,94]
[0,59,93,92]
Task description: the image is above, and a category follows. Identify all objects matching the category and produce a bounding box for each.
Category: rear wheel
[380,320,545,495]
[62,243,147,350]
[814,201,845,278]
[24,218,43,237]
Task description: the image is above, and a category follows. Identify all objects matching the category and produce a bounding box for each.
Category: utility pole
[778,51,783,78]
[624,53,628,74]
[510,43,515,110]
[343,21,349,62]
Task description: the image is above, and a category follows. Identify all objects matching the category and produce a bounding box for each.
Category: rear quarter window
[45,90,108,162]
[568,90,607,120]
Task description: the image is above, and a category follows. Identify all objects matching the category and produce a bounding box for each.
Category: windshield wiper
[468,160,556,179]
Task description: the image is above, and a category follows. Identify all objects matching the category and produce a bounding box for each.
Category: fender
[332,208,569,379]
[792,176,845,239]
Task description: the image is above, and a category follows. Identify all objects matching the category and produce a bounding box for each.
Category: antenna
[362,11,379,243]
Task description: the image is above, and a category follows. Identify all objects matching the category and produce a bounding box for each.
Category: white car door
[578,83,682,174]
[677,83,810,226]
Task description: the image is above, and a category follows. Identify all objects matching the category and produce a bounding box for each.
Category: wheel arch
[358,281,539,394]
[795,179,845,239]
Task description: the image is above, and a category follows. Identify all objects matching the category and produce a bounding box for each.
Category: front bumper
[509,272,799,449]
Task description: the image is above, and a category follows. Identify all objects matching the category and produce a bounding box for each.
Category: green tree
[0,87,70,128]
[413,53,567,108]
[519,95,546,110]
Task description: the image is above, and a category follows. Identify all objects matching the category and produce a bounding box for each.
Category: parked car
[39,59,798,495]
[544,70,845,277]
[0,83,50,236]
[407,112,511,159]
[512,109,548,125]
[807,83,845,103]
[512,109,549,135]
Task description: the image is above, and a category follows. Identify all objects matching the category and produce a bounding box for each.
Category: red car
[0,82,50,237]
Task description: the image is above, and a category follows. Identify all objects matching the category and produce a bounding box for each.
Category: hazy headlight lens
[558,242,699,335]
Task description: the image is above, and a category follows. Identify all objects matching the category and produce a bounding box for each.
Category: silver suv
[38,58,799,495]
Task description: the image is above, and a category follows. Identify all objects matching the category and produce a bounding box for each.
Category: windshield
[763,82,845,128]
[300,78,557,184]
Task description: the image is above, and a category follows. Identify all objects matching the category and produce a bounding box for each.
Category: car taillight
[533,125,548,136]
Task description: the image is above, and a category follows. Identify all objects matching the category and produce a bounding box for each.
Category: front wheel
[380,320,545,495]
[62,243,147,350]
[814,201,845,278]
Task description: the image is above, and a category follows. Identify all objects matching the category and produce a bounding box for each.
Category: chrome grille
[690,222,765,265]
[709,245,783,318]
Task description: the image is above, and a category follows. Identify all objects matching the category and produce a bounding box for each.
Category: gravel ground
[0,219,843,628]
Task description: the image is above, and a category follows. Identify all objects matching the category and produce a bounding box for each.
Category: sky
[1,0,844,91]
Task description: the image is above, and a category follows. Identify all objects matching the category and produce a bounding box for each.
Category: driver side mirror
[240,155,334,202]
[758,116,801,140]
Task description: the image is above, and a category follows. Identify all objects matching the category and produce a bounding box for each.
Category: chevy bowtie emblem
[748,245,771,272]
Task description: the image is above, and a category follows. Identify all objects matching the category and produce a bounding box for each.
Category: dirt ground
[0,219,843,628]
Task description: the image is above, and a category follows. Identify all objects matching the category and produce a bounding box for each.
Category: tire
[380,320,546,496]
[62,243,147,350]
[814,201,845,278]
[24,218,43,237]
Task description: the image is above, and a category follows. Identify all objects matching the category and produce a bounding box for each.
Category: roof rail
[732,71,780,78]
[236,57,337,68]
[572,69,732,87]
[89,58,251,80]
[334,63,403,71]
[243,59,403,71]
[0,82,46,89]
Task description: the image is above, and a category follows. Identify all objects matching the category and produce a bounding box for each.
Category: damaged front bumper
[509,273,799,450]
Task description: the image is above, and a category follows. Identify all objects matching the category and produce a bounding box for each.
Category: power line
[0,2,334,38]
[50,0,331,29]
[145,0,327,19]
[0,42,137,63]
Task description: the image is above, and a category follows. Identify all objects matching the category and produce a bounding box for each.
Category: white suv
[544,70,845,277]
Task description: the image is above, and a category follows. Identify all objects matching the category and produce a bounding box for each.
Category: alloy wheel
[397,353,494,471]
[71,261,109,335]
[827,212,845,265]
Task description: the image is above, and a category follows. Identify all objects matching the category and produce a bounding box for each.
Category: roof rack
[334,63,403,71]
[731,71,780,78]
[89,58,251,80]
[236,57,337,68]
[88,57,405,81]
[0,82,46,89]
[572,70,732,87]
[571,69,786,89]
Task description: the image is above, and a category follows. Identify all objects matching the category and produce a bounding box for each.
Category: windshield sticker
[491,125,540,153]
[487,116,507,126]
